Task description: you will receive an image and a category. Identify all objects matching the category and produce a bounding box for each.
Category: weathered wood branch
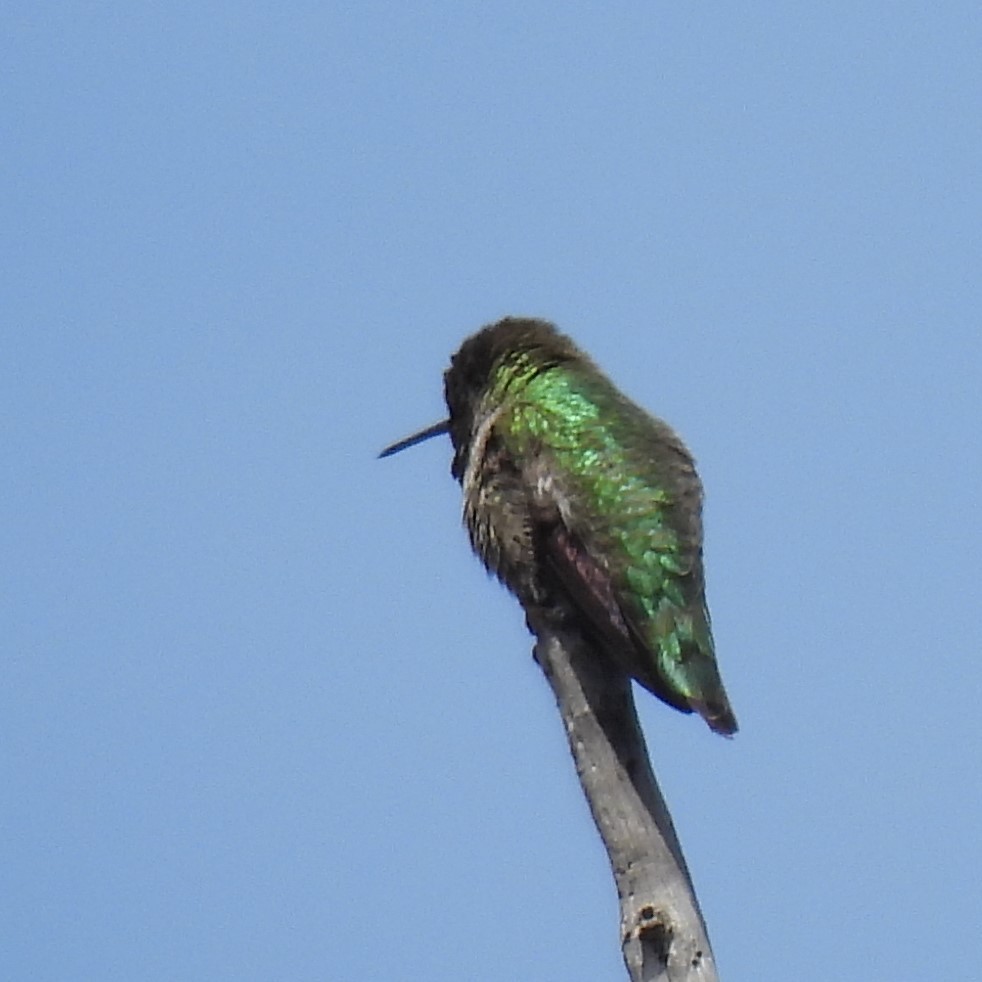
[529,615,721,982]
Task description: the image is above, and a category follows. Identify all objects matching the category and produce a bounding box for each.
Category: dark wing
[540,520,693,714]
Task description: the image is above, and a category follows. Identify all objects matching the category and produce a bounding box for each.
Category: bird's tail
[690,694,738,737]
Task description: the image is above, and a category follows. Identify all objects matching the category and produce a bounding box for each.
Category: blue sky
[4,3,981,979]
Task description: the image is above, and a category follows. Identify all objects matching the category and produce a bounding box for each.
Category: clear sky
[4,3,981,980]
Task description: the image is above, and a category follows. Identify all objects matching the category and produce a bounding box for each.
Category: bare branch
[530,617,721,982]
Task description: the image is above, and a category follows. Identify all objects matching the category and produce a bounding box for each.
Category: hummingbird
[380,317,737,736]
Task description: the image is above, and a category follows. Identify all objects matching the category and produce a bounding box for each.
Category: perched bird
[380,317,737,736]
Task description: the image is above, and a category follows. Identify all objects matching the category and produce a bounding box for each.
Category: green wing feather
[502,364,737,735]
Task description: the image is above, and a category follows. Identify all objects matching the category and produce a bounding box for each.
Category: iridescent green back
[498,361,723,712]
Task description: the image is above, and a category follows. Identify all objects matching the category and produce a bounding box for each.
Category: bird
[381,316,737,736]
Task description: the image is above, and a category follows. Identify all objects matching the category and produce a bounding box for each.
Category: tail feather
[691,696,738,737]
